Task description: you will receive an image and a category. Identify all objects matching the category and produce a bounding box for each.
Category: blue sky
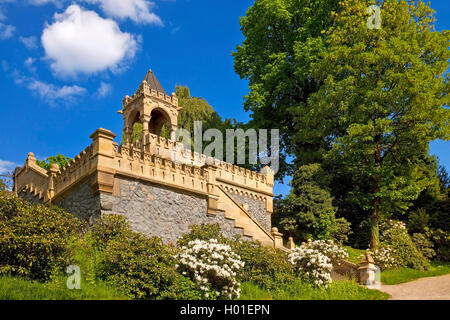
[0,0,448,197]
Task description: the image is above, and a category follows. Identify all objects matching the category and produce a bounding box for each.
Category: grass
[344,246,366,264]
[0,275,128,300]
[239,279,389,300]
[381,261,450,285]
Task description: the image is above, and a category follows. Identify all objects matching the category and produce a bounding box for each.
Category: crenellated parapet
[122,81,179,109]
[53,145,94,197]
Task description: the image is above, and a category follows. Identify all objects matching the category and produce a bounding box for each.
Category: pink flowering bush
[175,239,245,299]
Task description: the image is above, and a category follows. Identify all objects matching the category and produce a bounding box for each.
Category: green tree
[273,164,337,241]
[232,0,340,180]
[302,0,450,248]
[36,154,72,171]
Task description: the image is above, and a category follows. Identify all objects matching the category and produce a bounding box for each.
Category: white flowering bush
[379,220,407,241]
[288,245,333,288]
[306,240,348,267]
[367,245,398,270]
[175,239,244,299]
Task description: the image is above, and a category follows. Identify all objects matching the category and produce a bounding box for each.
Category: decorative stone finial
[271,227,278,233]
[360,252,375,264]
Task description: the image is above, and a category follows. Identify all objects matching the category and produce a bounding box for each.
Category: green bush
[229,237,295,291]
[428,229,450,261]
[0,191,85,280]
[411,233,436,260]
[380,220,430,271]
[93,214,200,300]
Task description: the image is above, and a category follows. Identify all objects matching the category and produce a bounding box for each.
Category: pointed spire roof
[143,69,167,95]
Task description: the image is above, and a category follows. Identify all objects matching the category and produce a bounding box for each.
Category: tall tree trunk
[370,189,380,249]
[370,134,382,249]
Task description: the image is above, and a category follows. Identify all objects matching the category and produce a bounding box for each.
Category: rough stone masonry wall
[231,193,271,232]
[55,180,102,224]
[18,190,42,205]
[100,177,250,244]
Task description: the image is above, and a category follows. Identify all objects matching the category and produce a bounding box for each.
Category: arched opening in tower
[149,109,171,138]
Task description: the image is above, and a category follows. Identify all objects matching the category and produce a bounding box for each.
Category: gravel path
[380,274,450,300]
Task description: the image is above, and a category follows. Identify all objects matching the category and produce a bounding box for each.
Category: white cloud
[19,36,38,49]
[96,81,111,97]
[42,5,138,77]
[0,22,14,39]
[24,57,37,72]
[83,0,162,25]
[0,159,18,175]
[12,70,87,106]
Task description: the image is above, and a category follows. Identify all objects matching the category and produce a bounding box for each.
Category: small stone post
[286,237,295,250]
[271,227,283,249]
[358,252,377,286]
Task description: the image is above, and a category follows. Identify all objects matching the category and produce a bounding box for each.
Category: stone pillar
[46,163,59,202]
[287,237,295,250]
[204,164,219,215]
[25,152,37,167]
[90,128,116,196]
[123,126,132,145]
[261,166,274,186]
[140,114,151,136]
[358,252,377,286]
[170,125,178,141]
[271,227,284,249]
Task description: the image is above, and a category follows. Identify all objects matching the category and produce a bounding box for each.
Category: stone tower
[120,69,182,142]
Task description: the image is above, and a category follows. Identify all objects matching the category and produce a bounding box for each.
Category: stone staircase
[214,185,275,247]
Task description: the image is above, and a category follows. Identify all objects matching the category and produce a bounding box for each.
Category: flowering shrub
[379,219,407,238]
[288,245,333,288]
[306,240,348,267]
[176,239,245,299]
[379,219,430,271]
[367,244,398,270]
